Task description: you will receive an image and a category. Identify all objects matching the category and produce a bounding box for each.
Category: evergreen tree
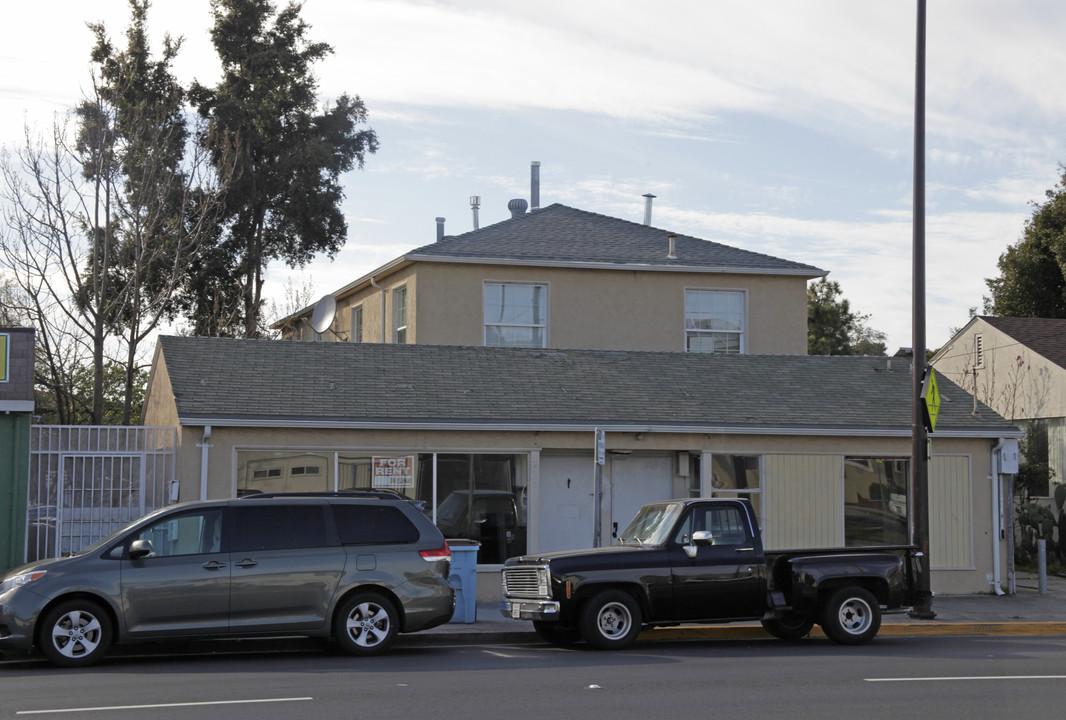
[985,166,1066,317]
[189,0,378,337]
[807,279,887,356]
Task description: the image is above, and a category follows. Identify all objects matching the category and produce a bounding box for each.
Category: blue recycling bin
[447,539,480,623]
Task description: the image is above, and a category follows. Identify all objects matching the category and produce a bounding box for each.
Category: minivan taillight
[420,541,451,562]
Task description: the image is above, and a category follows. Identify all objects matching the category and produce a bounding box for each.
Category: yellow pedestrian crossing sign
[921,368,941,432]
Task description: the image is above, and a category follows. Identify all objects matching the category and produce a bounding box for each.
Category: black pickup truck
[500,498,921,648]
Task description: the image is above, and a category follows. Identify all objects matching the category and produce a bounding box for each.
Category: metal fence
[27,426,177,562]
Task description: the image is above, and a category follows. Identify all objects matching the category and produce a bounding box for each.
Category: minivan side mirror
[129,539,154,560]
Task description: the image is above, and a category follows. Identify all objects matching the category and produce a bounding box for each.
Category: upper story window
[484,282,547,348]
[351,305,363,343]
[393,287,407,344]
[685,290,744,354]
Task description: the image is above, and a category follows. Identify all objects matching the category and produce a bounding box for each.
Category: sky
[3,0,1065,351]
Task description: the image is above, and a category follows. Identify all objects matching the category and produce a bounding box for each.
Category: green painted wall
[1,413,30,572]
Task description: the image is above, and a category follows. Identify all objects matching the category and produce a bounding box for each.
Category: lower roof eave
[176,416,1023,440]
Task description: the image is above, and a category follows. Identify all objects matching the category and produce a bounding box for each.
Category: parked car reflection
[433,490,525,563]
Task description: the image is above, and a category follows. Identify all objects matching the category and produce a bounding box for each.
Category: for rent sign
[372,455,416,489]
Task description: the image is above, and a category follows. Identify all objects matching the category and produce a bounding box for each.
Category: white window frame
[483,281,549,348]
[393,286,407,344]
[684,289,746,354]
[351,304,364,343]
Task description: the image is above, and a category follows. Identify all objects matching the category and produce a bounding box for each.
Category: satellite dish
[310,295,337,334]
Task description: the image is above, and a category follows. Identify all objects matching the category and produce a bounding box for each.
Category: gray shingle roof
[981,316,1066,371]
[157,336,1017,436]
[408,204,825,276]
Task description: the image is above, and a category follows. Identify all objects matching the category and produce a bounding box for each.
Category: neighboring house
[277,201,825,355]
[143,336,1023,595]
[932,316,1066,496]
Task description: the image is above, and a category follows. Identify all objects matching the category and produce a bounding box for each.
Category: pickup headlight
[0,570,47,594]
[536,567,550,597]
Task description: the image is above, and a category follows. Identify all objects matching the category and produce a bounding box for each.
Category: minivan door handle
[202,560,227,570]
[234,558,258,568]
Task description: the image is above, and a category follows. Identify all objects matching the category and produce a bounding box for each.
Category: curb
[411,621,1066,646]
[641,621,1066,641]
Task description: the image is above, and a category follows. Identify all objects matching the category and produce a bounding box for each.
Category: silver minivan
[0,493,455,666]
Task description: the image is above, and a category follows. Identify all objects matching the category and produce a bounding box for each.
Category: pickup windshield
[616,502,683,546]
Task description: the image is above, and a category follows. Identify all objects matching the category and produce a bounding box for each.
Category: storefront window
[236,449,528,564]
[843,457,908,546]
[237,451,332,495]
[416,454,527,564]
[708,454,761,518]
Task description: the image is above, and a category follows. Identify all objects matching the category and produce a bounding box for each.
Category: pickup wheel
[579,590,642,650]
[533,621,582,647]
[761,613,814,640]
[820,586,881,645]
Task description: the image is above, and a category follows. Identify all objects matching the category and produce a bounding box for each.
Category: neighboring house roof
[980,316,1066,370]
[409,204,826,276]
[154,336,1018,438]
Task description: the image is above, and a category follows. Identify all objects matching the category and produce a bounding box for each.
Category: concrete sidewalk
[427,570,1066,644]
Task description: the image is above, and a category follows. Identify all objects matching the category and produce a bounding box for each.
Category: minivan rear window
[233,505,329,551]
[333,505,419,545]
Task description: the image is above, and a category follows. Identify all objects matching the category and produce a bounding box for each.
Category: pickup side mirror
[128,539,154,560]
[692,530,715,545]
[682,530,715,559]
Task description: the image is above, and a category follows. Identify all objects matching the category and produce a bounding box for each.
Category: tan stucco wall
[331,266,418,344]
[415,263,808,353]
[141,352,179,428]
[309,261,808,354]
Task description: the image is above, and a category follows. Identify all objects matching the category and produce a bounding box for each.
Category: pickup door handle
[202,561,227,570]
[234,558,258,568]
[735,547,755,553]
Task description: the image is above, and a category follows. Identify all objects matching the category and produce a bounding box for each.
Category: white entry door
[537,454,596,553]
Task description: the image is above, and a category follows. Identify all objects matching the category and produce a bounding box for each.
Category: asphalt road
[5,635,1066,719]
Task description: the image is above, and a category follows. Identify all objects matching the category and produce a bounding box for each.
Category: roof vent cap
[508,198,528,218]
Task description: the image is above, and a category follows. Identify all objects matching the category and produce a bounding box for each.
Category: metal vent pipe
[642,193,656,226]
[531,161,541,210]
[470,197,481,230]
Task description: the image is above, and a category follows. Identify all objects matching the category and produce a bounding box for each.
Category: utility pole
[910,0,936,619]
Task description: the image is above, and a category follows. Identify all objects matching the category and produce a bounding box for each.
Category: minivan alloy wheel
[39,600,113,667]
[334,592,399,656]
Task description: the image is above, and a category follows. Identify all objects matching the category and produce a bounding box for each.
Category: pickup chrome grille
[502,566,550,598]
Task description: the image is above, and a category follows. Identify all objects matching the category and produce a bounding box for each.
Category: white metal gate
[27,426,176,562]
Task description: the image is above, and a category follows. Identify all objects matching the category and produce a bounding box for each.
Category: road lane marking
[17,697,313,715]
[866,676,1066,683]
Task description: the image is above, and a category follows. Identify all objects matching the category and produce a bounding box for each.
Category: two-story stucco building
[142,197,1025,597]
